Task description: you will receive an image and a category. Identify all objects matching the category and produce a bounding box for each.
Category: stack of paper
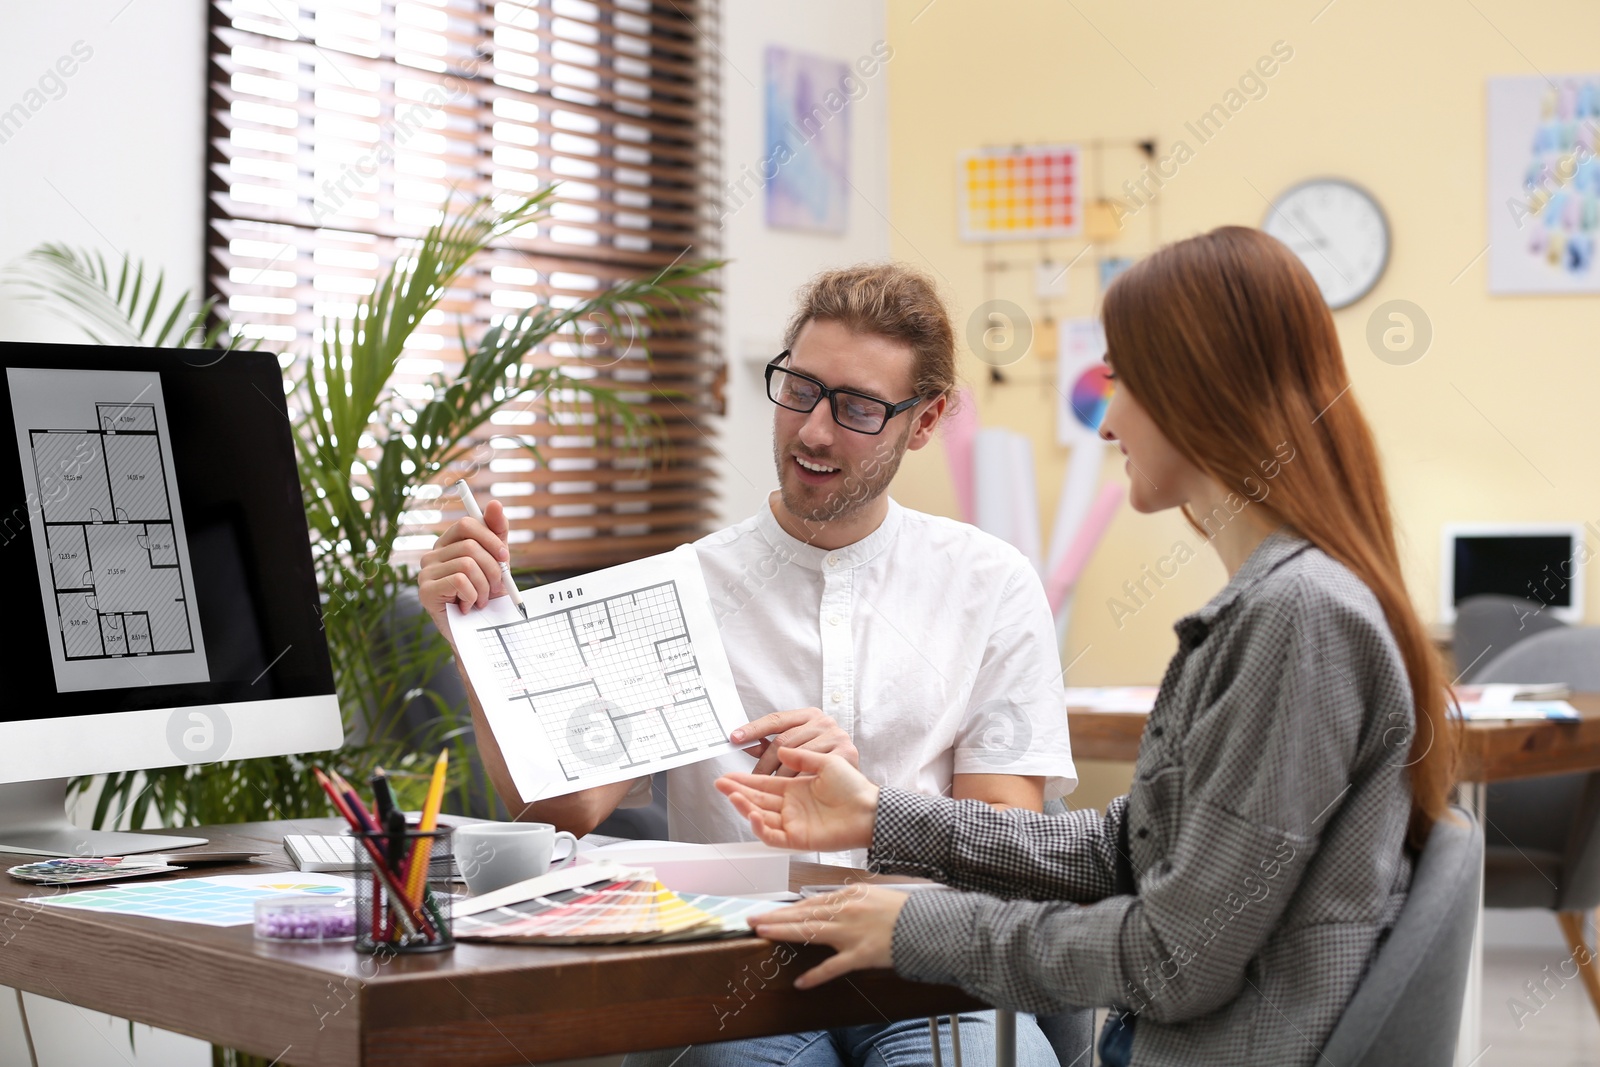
[1064,687,1159,713]
[1453,682,1580,722]
[1456,700,1580,722]
[1451,683,1572,703]
[452,862,783,945]
[579,839,792,897]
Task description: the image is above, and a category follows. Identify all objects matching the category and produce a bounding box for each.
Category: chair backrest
[1474,626,1600,911]
[1474,625,1600,691]
[1453,594,1566,682]
[1320,805,1483,1067]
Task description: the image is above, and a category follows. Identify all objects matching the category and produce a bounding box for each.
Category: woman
[717,226,1458,1067]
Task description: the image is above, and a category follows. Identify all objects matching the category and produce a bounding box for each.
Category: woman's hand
[749,886,909,989]
[714,747,879,852]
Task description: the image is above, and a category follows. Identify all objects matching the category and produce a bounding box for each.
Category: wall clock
[1261,178,1389,309]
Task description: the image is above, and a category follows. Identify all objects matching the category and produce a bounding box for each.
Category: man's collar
[756,494,905,572]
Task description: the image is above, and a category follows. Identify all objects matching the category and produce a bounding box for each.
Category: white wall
[0,2,206,343]
[709,0,892,527]
[0,6,215,1063]
[0,3,890,1062]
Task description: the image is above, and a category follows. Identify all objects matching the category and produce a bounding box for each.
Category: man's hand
[715,747,878,852]
[418,498,512,637]
[732,707,858,776]
[748,886,909,989]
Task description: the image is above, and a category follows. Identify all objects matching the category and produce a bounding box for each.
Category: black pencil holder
[350,827,454,954]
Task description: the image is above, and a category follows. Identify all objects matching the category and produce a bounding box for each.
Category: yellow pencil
[404,748,449,907]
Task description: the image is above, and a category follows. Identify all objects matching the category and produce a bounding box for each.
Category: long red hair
[1102,225,1458,849]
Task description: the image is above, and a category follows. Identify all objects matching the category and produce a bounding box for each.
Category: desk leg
[994,1008,1016,1067]
[1455,781,1486,1067]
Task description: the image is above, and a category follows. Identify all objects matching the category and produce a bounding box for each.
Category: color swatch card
[958,144,1082,241]
[31,873,354,927]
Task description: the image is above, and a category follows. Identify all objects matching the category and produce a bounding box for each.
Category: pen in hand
[453,479,527,618]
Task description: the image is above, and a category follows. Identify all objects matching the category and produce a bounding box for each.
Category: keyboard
[284,834,360,872]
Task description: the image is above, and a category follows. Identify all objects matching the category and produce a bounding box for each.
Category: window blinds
[205,0,722,571]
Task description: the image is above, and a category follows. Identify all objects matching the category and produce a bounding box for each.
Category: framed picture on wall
[1487,74,1600,294]
[764,46,851,234]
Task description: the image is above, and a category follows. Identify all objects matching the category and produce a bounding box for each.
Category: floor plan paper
[448,544,747,800]
[7,368,210,692]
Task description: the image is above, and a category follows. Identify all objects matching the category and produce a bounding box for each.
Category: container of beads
[254,893,357,943]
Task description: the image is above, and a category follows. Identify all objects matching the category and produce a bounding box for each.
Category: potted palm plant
[7,186,718,826]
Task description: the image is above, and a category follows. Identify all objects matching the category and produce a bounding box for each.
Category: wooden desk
[1068,692,1600,784]
[0,821,982,1066]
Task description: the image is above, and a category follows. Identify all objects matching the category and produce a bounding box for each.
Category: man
[420,263,1076,1066]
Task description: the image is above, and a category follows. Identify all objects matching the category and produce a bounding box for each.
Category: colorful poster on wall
[958,144,1082,242]
[764,47,851,234]
[1098,256,1136,292]
[1056,318,1112,447]
[1487,75,1600,293]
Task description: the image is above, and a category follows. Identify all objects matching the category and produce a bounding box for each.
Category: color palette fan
[452,862,782,945]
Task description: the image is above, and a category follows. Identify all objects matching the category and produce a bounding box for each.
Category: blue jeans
[1097,1009,1134,1067]
[622,1011,1057,1067]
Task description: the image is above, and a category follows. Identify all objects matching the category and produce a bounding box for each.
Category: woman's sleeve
[881,578,1379,1020]
[868,788,1130,903]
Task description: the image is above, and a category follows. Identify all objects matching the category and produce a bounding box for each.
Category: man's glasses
[764,353,922,436]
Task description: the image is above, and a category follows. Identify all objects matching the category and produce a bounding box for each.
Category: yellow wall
[885,0,1600,692]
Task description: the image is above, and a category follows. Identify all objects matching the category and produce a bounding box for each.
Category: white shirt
[631,496,1077,865]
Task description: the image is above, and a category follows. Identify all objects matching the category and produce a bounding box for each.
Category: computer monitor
[1440,521,1589,626]
[0,341,343,856]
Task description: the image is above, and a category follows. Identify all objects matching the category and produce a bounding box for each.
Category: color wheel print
[1069,363,1115,432]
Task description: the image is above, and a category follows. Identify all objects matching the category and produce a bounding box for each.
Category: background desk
[0,821,982,1067]
[1067,691,1600,1067]
[1067,692,1600,780]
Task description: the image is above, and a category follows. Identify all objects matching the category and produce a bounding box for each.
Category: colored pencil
[370,767,397,822]
[314,768,426,939]
[328,770,393,938]
[403,749,449,908]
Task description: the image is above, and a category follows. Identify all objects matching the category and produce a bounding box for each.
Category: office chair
[1451,593,1566,682]
[1320,805,1483,1066]
[1471,627,1600,1023]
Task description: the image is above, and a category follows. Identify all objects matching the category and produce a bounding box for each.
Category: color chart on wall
[958,144,1082,241]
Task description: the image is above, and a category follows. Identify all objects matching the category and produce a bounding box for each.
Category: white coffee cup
[454,822,578,896]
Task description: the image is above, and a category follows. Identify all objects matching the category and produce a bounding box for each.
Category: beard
[771,419,912,533]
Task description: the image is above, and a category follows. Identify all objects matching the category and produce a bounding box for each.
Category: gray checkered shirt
[871,530,1414,1066]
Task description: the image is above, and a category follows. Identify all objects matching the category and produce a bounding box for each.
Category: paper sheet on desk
[30,872,354,926]
[448,544,748,801]
[1065,686,1159,713]
[1456,700,1579,722]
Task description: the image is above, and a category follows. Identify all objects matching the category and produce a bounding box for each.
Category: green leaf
[37,188,717,857]
[3,242,242,351]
